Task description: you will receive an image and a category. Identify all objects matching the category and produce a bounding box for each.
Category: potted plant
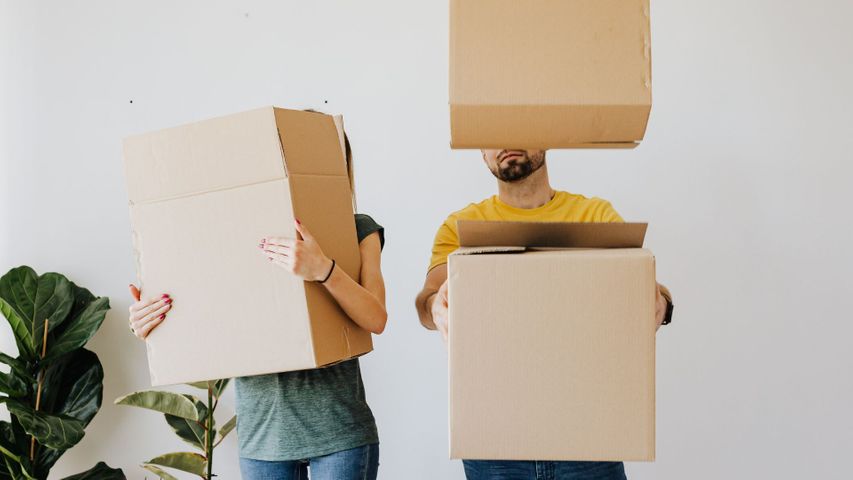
[115,379,235,479]
[0,266,125,479]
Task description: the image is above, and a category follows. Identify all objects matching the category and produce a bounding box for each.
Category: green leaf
[187,378,231,398]
[115,391,199,421]
[217,414,236,442]
[0,353,26,377]
[43,296,109,363]
[0,267,75,358]
[0,371,26,398]
[146,452,207,477]
[0,300,33,360]
[4,399,85,450]
[141,464,179,480]
[40,349,103,426]
[164,395,209,450]
[60,462,125,479]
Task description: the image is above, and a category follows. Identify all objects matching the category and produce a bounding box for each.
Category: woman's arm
[260,220,388,334]
[321,232,387,334]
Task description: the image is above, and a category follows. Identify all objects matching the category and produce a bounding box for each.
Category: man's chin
[497,167,534,182]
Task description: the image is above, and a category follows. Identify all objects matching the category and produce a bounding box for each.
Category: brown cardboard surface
[457,220,647,249]
[123,107,372,386]
[449,0,651,149]
[448,222,655,461]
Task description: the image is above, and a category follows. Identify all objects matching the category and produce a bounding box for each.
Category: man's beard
[490,150,545,182]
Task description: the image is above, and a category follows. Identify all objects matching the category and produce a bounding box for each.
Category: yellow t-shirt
[428,191,624,271]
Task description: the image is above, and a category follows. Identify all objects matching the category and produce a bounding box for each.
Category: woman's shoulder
[354,213,385,248]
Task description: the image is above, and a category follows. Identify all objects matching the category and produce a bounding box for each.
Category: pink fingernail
[161,294,170,299]
[165,298,172,304]
[159,314,166,319]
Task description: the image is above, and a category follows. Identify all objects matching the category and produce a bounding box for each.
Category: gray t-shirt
[236,214,384,461]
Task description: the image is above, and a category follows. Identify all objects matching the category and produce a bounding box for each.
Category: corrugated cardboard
[123,107,372,386]
[448,221,655,461]
[449,0,652,149]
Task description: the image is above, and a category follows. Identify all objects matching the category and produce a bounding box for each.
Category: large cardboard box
[448,221,655,461]
[123,107,372,386]
[449,0,652,149]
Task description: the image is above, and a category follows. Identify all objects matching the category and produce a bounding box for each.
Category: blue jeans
[463,460,626,480]
[240,443,379,480]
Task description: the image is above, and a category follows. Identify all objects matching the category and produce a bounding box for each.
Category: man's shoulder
[444,196,495,223]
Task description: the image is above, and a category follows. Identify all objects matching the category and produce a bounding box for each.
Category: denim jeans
[463,460,626,480]
[240,443,379,480]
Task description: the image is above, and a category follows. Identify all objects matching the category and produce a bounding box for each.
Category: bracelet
[318,259,336,284]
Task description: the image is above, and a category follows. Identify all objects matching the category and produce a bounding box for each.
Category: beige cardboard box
[450,0,652,149]
[123,107,372,386]
[448,221,655,461]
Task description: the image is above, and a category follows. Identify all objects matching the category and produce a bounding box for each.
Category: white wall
[2,1,852,479]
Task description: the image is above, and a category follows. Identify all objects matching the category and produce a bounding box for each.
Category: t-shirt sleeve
[594,200,625,223]
[428,217,459,271]
[354,213,385,250]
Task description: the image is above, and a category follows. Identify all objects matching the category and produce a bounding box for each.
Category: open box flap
[457,220,647,249]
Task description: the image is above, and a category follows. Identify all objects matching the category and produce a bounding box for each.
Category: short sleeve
[594,200,624,223]
[354,213,385,250]
[428,217,459,271]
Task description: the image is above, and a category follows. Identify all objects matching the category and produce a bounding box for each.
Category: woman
[128,129,387,480]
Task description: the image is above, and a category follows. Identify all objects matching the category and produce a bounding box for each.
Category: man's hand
[655,283,667,331]
[430,280,449,342]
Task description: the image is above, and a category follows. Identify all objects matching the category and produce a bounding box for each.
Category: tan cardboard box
[123,107,372,386]
[450,0,652,149]
[448,221,655,461]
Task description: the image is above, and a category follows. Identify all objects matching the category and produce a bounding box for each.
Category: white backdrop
[2,1,852,479]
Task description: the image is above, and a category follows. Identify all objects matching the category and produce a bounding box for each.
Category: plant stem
[29,319,49,462]
[207,384,213,480]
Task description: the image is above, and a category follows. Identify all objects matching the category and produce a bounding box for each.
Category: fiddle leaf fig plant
[116,379,234,480]
[0,266,125,480]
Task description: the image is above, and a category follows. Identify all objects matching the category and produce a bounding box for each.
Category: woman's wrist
[317,257,336,283]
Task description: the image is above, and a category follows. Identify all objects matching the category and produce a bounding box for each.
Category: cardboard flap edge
[457,220,647,248]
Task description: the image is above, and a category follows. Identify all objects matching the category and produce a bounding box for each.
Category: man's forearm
[416,289,438,330]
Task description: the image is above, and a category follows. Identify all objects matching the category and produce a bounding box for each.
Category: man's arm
[415,264,448,335]
[655,283,673,330]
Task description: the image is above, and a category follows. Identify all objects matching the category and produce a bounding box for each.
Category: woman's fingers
[129,284,141,302]
[136,313,167,339]
[130,294,168,314]
[132,303,172,332]
[261,244,291,255]
[263,237,295,248]
[133,296,171,320]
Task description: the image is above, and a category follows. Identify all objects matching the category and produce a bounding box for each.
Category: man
[415,149,673,480]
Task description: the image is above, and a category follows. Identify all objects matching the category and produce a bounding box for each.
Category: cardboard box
[449,0,652,149]
[123,107,372,386]
[448,221,655,461]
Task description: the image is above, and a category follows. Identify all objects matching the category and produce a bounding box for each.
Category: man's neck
[497,163,555,209]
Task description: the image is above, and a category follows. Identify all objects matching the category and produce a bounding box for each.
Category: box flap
[273,108,348,177]
[457,221,647,249]
[123,107,283,204]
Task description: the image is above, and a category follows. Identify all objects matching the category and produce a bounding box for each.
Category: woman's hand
[128,284,172,340]
[260,219,334,281]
